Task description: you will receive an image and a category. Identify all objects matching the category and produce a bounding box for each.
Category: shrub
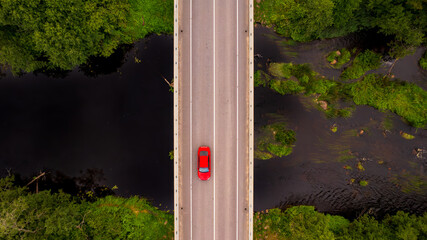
[0,176,173,239]
[256,122,296,159]
[341,50,382,80]
[327,48,351,68]
[350,74,427,128]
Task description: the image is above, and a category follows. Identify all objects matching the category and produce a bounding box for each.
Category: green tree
[0,0,131,73]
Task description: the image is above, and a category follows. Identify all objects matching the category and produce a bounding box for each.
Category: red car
[197,146,211,180]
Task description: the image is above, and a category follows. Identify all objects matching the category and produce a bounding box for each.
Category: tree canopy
[0,0,173,74]
[255,0,427,56]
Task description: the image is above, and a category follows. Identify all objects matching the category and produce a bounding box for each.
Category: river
[0,27,425,217]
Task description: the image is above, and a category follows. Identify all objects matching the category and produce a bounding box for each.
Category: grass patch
[256,122,296,159]
[327,48,351,68]
[341,50,382,80]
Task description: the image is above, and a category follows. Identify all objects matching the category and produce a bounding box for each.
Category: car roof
[199,154,209,168]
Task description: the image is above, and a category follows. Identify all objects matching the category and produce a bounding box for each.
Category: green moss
[341,50,382,80]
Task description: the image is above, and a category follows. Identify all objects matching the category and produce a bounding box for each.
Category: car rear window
[200,151,208,156]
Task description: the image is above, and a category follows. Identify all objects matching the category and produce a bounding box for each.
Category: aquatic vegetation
[260,62,427,128]
[381,114,394,131]
[400,132,415,140]
[391,173,427,195]
[357,162,365,171]
[350,74,427,129]
[343,165,352,170]
[327,48,351,68]
[420,51,427,70]
[255,150,274,160]
[359,180,368,186]
[341,50,382,80]
[254,206,427,239]
[256,122,296,159]
[254,70,272,87]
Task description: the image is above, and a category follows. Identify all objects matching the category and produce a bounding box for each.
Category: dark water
[254,26,427,218]
[0,35,174,209]
[0,27,426,217]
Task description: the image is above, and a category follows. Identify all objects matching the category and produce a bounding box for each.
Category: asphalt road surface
[176,0,251,239]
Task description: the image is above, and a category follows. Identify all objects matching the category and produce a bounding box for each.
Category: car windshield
[200,151,208,156]
[199,167,209,173]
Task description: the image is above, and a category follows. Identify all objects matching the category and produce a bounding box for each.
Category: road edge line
[173,0,179,238]
[248,0,254,238]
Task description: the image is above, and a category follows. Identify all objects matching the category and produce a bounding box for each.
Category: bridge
[173,0,254,239]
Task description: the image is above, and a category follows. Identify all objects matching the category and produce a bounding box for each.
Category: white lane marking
[213,0,216,238]
[236,0,239,238]
[248,0,254,238]
[190,0,193,239]
[173,0,179,238]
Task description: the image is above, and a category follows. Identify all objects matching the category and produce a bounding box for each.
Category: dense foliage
[254,206,427,239]
[341,50,382,80]
[256,61,427,128]
[0,0,173,74]
[350,74,427,128]
[327,48,352,69]
[0,176,173,239]
[255,0,427,56]
[1,176,426,239]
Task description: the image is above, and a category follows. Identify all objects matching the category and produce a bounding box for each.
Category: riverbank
[2,176,425,239]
